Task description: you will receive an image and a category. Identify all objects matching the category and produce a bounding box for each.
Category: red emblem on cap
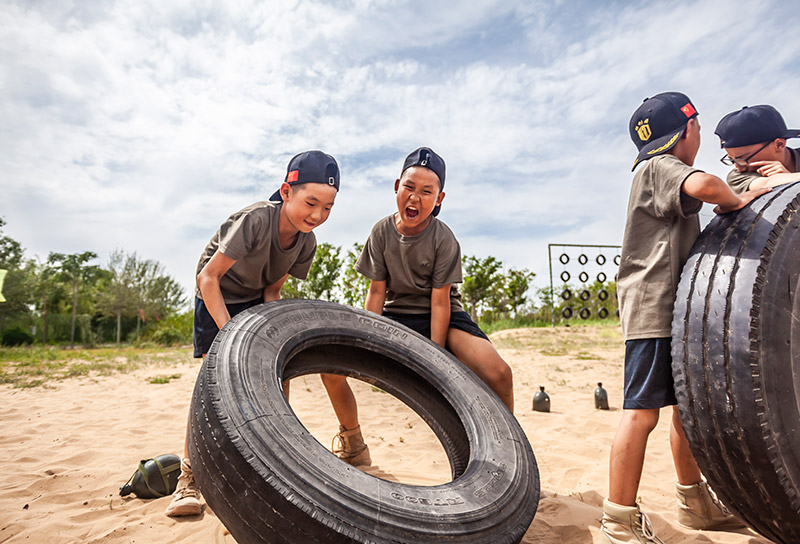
[681,103,697,117]
[287,170,299,183]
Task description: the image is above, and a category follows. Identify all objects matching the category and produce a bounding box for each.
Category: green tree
[281,243,342,302]
[48,251,101,348]
[461,255,504,321]
[127,254,187,338]
[0,219,36,332]
[30,257,61,343]
[339,243,369,308]
[501,268,536,317]
[97,249,137,344]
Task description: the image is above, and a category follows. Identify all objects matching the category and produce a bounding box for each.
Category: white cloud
[1,0,799,303]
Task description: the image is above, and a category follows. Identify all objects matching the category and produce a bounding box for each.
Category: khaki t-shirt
[618,154,703,341]
[355,215,464,314]
[195,201,316,304]
[726,147,800,194]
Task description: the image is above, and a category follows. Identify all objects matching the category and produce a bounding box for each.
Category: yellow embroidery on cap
[636,119,651,141]
[647,132,680,155]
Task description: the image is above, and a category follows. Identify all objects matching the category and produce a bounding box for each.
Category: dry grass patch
[0,345,195,388]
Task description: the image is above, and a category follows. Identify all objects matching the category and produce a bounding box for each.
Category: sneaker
[676,481,745,530]
[164,458,203,517]
[600,499,665,544]
[332,425,371,467]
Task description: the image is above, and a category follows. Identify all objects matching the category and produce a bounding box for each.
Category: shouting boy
[320,147,513,466]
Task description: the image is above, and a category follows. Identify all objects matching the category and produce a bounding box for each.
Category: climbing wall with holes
[548,244,621,325]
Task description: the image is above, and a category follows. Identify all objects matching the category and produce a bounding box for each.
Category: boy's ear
[437,191,445,205]
[280,182,292,201]
[681,118,696,139]
[394,178,401,193]
[775,138,787,152]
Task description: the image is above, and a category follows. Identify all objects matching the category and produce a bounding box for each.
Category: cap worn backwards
[401,147,446,216]
[715,105,800,148]
[629,92,698,171]
[269,150,340,202]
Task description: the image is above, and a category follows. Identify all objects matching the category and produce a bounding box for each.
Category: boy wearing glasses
[601,92,768,544]
[715,105,800,193]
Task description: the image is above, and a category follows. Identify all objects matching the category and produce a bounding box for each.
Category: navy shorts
[381,310,489,344]
[193,296,263,358]
[623,337,677,409]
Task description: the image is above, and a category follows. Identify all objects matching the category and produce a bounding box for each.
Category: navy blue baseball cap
[269,150,339,202]
[401,147,446,216]
[714,105,800,148]
[630,92,698,170]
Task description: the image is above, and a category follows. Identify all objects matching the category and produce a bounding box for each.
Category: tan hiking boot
[332,425,371,466]
[600,499,665,544]
[164,458,202,517]
[676,481,745,530]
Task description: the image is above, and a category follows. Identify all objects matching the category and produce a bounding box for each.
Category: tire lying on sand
[672,182,800,544]
[188,299,539,544]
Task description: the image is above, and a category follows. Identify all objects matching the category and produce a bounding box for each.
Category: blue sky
[2,0,800,302]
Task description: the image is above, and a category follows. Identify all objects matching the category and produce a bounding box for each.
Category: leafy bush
[149,326,186,346]
[1,326,34,346]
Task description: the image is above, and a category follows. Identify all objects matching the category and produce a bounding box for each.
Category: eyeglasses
[720,140,772,166]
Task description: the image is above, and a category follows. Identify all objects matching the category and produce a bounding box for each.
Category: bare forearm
[749,172,800,190]
[198,275,231,329]
[430,305,449,347]
[682,173,740,209]
[430,287,450,347]
[263,273,288,303]
[365,281,386,314]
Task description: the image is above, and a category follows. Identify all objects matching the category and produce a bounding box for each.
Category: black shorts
[623,337,677,409]
[193,296,263,358]
[381,310,489,344]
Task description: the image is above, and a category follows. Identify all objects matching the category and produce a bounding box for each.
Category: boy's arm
[747,171,800,191]
[682,172,771,214]
[197,250,237,329]
[430,285,451,348]
[263,273,289,303]
[364,280,386,315]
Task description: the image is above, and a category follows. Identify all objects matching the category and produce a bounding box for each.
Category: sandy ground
[0,326,772,543]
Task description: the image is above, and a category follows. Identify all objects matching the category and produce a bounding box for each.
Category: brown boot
[676,481,745,530]
[332,425,371,466]
[600,499,665,544]
[164,458,203,517]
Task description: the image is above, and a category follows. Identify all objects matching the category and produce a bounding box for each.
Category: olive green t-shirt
[726,147,800,194]
[618,154,703,341]
[195,201,316,304]
[355,215,464,314]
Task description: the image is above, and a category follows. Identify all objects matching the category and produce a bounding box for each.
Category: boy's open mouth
[406,206,419,219]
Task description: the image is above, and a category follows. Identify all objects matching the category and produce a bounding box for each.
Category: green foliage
[281,242,361,304]
[281,243,342,301]
[1,326,34,346]
[461,255,536,323]
[148,326,186,346]
[140,308,192,346]
[340,243,369,307]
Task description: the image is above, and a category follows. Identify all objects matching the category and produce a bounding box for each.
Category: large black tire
[188,299,539,544]
[672,182,800,543]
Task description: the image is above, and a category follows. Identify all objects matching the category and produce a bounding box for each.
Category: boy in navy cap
[715,104,800,193]
[601,93,768,543]
[320,147,514,467]
[166,150,340,517]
